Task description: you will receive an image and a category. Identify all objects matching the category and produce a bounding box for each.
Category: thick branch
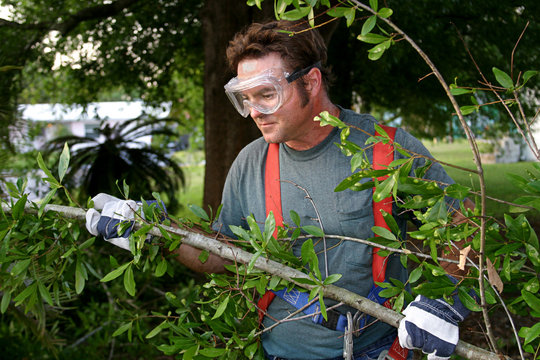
[1,202,504,360]
[52,0,141,35]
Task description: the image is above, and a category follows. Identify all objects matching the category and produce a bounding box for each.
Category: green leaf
[37,281,53,306]
[522,290,540,313]
[378,8,393,18]
[323,273,342,285]
[460,105,478,115]
[244,342,259,359]
[212,296,230,320]
[373,174,395,202]
[445,183,470,200]
[11,194,28,221]
[492,67,514,89]
[343,7,356,27]
[124,265,136,296]
[357,33,388,44]
[290,210,301,226]
[14,282,38,305]
[38,189,57,218]
[302,225,324,238]
[301,238,315,265]
[75,259,87,294]
[1,292,11,313]
[522,70,538,85]
[199,348,227,357]
[155,258,168,277]
[314,111,348,128]
[408,266,423,284]
[372,226,396,241]
[112,322,132,337]
[293,277,317,285]
[247,249,263,272]
[188,204,209,221]
[101,262,130,282]
[10,258,32,276]
[458,287,481,312]
[318,288,327,320]
[146,320,169,339]
[183,345,199,360]
[37,152,60,187]
[281,6,311,21]
[450,87,473,96]
[264,211,276,244]
[58,142,70,182]
[525,243,540,267]
[369,0,378,11]
[361,16,377,36]
[519,322,540,345]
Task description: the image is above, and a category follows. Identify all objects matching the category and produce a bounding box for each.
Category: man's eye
[262,92,276,99]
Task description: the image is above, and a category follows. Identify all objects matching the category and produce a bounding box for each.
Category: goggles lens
[224,62,320,117]
[224,69,285,117]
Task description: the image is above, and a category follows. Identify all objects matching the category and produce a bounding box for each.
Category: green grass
[424,139,540,225]
[171,151,205,220]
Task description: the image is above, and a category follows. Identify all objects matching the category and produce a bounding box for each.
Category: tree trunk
[201,1,273,211]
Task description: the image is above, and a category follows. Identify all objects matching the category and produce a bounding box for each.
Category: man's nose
[249,106,264,119]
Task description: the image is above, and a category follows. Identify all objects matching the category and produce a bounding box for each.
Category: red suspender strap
[372,125,397,284]
[373,126,409,360]
[258,143,282,324]
[265,143,284,236]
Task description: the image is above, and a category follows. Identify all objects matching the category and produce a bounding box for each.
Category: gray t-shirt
[214,108,454,359]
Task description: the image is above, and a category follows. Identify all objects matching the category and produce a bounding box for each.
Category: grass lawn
[424,139,540,226]
[171,151,205,221]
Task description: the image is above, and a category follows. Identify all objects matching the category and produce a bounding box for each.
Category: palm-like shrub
[45,116,185,213]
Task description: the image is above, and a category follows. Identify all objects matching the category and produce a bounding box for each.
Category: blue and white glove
[86,193,140,251]
[398,292,471,360]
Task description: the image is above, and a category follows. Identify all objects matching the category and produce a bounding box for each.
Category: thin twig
[281,179,329,278]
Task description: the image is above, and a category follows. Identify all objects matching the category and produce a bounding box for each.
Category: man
[88,20,473,360]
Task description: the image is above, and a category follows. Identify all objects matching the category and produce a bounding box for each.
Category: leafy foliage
[44,116,185,213]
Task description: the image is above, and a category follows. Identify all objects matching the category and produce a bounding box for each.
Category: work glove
[398,290,471,360]
[86,193,166,251]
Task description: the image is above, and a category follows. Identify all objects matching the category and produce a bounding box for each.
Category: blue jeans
[264,332,410,360]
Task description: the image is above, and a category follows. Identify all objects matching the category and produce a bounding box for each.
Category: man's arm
[173,243,232,274]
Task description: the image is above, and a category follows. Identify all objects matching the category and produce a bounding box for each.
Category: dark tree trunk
[201,1,273,211]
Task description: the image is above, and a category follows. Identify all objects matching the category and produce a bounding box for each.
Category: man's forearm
[173,243,232,274]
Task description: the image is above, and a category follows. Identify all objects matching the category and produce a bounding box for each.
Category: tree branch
[52,0,141,35]
[1,201,505,360]
[0,0,141,35]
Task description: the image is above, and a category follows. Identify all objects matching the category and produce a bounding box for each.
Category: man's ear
[304,67,323,95]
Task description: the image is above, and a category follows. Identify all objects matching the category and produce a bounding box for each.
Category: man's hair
[226,20,333,92]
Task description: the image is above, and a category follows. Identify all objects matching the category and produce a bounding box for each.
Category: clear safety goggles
[224,62,321,117]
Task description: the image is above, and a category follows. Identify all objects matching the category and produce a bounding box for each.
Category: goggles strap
[286,61,322,83]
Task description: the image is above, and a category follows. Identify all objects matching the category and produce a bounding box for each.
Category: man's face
[236,53,315,147]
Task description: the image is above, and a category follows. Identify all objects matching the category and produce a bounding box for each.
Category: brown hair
[226,20,333,92]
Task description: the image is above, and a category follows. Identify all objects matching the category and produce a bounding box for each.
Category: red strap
[372,125,396,284]
[258,143,282,323]
[373,126,408,360]
[265,143,283,236]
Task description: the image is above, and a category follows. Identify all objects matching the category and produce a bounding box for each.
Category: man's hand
[86,193,140,251]
[398,292,471,360]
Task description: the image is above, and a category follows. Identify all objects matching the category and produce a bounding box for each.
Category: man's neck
[284,103,340,151]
